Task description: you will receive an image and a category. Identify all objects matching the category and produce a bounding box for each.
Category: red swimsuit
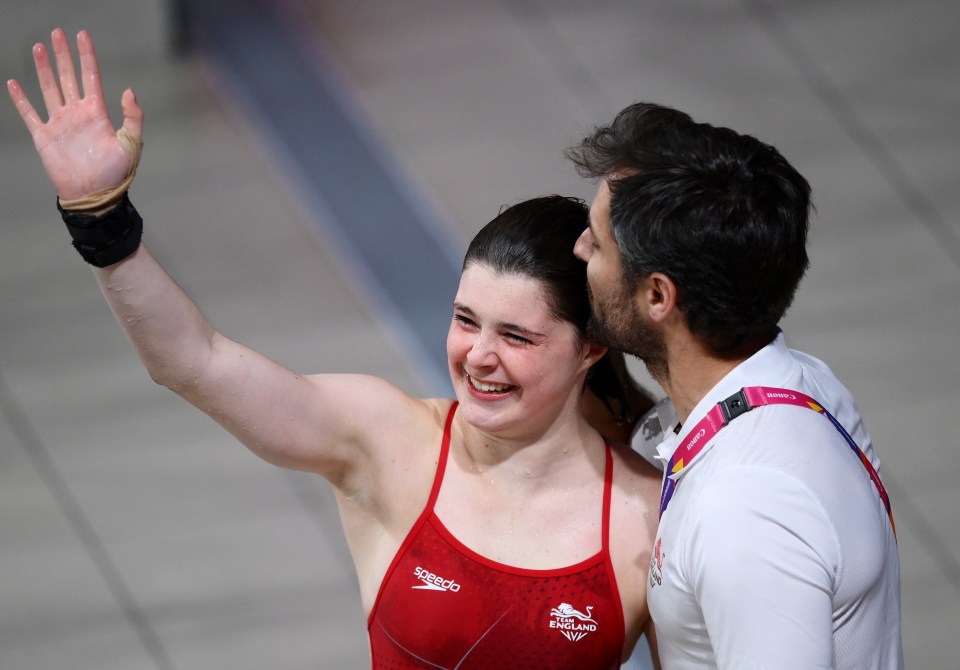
[368,403,625,669]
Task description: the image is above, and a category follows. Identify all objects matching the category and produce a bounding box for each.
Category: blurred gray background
[1,0,958,668]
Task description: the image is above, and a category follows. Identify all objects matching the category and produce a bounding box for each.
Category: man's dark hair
[567,102,812,354]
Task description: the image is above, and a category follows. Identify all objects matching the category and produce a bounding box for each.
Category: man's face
[574,180,666,368]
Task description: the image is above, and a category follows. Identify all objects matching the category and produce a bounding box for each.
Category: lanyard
[659,386,895,536]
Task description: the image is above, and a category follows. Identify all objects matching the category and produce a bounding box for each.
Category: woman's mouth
[466,374,517,396]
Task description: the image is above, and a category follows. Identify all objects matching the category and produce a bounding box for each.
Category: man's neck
[660,356,741,425]
[656,331,774,425]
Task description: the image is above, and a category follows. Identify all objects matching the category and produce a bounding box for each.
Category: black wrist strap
[57,192,143,268]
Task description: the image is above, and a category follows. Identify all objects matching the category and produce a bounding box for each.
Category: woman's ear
[580,342,608,371]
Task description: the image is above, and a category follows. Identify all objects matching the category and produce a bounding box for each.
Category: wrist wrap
[57,191,143,268]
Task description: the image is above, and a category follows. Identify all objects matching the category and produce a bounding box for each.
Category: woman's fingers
[120,88,144,139]
[76,30,105,104]
[51,28,81,104]
[6,79,44,134]
[15,30,114,137]
[33,41,63,116]
[28,29,90,121]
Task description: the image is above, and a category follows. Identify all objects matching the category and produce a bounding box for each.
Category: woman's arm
[93,243,422,482]
[7,28,427,490]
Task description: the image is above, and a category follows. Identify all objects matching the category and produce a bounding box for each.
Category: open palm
[7,28,142,201]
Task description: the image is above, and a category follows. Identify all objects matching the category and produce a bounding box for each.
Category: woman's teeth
[470,377,513,393]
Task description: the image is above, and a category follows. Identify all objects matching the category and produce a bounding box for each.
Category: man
[569,103,903,669]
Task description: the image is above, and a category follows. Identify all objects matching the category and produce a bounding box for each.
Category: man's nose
[573,228,593,262]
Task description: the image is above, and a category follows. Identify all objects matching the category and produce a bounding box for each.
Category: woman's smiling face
[446,263,600,439]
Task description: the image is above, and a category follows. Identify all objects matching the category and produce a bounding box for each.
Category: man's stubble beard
[586,280,669,384]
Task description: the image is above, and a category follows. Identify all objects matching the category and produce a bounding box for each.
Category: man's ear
[642,271,679,323]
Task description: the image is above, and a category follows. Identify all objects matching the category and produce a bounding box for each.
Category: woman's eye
[454,314,476,328]
[505,332,531,345]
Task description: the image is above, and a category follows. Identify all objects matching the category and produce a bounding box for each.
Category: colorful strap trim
[659,387,895,536]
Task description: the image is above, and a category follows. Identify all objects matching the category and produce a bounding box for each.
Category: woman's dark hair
[463,195,652,427]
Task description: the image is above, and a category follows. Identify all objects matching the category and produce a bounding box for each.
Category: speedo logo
[412,566,462,592]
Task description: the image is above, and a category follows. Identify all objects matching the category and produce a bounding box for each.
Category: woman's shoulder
[607,440,661,543]
[606,441,660,651]
[365,394,456,463]
[609,439,662,489]
[335,394,454,530]
[307,373,452,434]
[391,396,457,446]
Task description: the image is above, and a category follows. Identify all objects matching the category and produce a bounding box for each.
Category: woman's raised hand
[7,28,143,202]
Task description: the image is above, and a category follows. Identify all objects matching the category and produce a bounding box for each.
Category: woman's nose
[465,333,498,369]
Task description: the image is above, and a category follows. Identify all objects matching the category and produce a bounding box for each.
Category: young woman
[8,29,662,668]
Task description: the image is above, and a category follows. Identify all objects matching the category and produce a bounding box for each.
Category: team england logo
[649,536,664,588]
[548,603,599,642]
